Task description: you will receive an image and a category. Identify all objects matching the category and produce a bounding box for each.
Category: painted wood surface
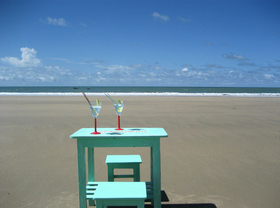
[70,127,168,208]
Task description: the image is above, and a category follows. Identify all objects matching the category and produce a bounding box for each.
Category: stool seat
[88,182,147,208]
[106,155,142,182]
[106,155,142,164]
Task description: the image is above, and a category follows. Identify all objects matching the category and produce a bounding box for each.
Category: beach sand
[1,96,280,208]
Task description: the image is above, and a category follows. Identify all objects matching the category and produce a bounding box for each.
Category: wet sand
[1,96,280,208]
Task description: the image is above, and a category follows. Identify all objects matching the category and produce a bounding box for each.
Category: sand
[0,96,280,208]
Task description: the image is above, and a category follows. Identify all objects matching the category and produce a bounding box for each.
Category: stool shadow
[145,190,169,202]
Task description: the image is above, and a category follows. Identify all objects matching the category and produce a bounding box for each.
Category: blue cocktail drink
[114,101,124,130]
[105,93,124,130]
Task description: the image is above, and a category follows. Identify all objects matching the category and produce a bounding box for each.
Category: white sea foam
[1,92,280,97]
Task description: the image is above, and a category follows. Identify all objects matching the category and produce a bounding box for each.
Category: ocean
[0,86,280,97]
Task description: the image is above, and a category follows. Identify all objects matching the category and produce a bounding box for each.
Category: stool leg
[95,199,101,208]
[107,164,114,181]
[88,199,95,206]
[134,164,140,182]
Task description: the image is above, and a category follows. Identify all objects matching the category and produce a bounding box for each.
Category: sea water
[0,86,280,97]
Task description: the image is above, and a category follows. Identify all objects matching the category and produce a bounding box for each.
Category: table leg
[88,147,95,206]
[152,139,161,208]
[77,141,87,208]
[150,147,154,206]
[88,147,95,181]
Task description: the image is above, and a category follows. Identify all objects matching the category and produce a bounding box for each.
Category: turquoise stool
[87,182,147,208]
[105,155,142,182]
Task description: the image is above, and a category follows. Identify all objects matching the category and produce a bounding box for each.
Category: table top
[70,128,168,139]
[91,182,147,199]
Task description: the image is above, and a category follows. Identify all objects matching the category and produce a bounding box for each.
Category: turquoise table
[70,128,168,208]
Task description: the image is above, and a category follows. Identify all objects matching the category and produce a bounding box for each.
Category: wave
[1,92,280,97]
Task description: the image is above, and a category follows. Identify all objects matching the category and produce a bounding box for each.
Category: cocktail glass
[114,101,124,130]
[90,102,102,134]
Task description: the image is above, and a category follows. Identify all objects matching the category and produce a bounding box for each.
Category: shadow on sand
[109,190,217,208]
[145,204,217,208]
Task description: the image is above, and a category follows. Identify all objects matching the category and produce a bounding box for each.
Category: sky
[0,0,280,87]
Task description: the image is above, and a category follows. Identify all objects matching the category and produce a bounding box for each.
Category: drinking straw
[82,92,91,105]
[105,93,116,104]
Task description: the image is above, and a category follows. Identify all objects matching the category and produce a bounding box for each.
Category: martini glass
[114,101,124,130]
[90,102,102,134]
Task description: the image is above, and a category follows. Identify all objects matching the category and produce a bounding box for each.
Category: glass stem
[95,117,97,133]
[118,115,121,129]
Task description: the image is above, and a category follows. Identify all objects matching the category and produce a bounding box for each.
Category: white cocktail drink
[90,102,102,134]
[90,104,101,118]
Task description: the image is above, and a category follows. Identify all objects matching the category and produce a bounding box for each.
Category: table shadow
[146,204,217,208]
[108,190,217,208]
[108,203,216,208]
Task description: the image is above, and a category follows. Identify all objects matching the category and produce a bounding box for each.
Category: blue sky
[0,0,280,87]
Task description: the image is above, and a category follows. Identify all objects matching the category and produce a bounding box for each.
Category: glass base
[115,128,124,130]
[91,131,101,134]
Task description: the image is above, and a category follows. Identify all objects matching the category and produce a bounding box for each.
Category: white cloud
[178,17,191,22]
[152,12,169,21]
[152,66,163,70]
[222,53,248,61]
[0,64,71,83]
[270,64,280,70]
[1,48,279,86]
[205,64,225,69]
[129,64,146,69]
[0,47,73,83]
[264,74,275,79]
[1,47,41,67]
[79,22,87,27]
[47,17,67,26]
[238,62,257,66]
[95,64,134,74]
[260,67,269,71]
